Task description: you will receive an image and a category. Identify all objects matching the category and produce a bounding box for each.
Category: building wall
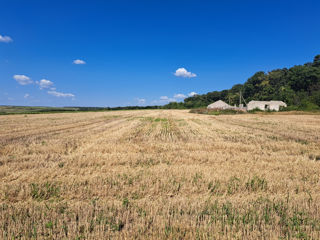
[207,105,230,109]
[247,102,268,111]
[247,101,287,111]
[269,102,287,111]
[209,100,287,111]
[269,103,280,111]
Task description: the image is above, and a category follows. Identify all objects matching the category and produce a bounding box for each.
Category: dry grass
[1,110,320,239]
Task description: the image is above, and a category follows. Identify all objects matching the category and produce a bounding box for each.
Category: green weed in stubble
[62,221,68,237]
[227,176,240,195]
[30,182,60,201]
[45,221,53,229]
[245,176,268,192]
[123,197,130,208]
[199,198,317,238]
[192,172,203,185]
[164,224,173,238]
[208,180,222,195]
[134,158,159,167]
[58,162,65,168]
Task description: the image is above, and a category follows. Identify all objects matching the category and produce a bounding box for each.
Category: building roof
[247,100,269,105]
[269,101,287,105]
[248,100,286,105]
[207,100,231,109]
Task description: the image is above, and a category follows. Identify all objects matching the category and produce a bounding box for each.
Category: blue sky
[1,0,320,107]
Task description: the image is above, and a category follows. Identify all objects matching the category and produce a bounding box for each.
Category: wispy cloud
[174,68,196,78]
[135,98,146,104]
[157,96,176,103]
[37,79,54,89]
[160,96,169,101]
[174,93,186,99]
[153,91,198,105]
[73,59,86,65]
[48,90,75,98]
[188,91,198,97]
[13,75,33,85]
[0,34,12,43]
[13,73,75,100]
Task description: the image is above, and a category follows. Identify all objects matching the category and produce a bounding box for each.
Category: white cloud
[136,98,146,104]
[24,93,30,99]
[73,59,86,65]
[37,79,54,89]
[0,34,12,43]
[174,93,186,99]
[50,87,56,91]
[48,90,75,98]
[188,91,198,97]
[158,96,176,103]
[154,92,194,104]
[174,68,196,78]
[160,96,169,101]
[13,75,33,85]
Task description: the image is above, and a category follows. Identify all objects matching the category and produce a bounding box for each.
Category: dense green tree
[314,54,320,67]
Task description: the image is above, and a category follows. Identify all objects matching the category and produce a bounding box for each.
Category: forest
[165,54,320,110]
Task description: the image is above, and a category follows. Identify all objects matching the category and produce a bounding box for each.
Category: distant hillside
[165,54,320,110]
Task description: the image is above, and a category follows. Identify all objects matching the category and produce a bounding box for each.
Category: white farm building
[247,101,287,111]
[207,99,287,111]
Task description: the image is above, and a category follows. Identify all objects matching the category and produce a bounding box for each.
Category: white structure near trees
[247,101,287,111]
[207,100,232,109]
[207,99,287,111]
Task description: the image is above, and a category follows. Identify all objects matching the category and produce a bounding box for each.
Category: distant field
[1,110,320,239]
[0,106,79,114]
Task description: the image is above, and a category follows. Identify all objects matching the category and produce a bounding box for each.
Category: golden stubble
[0,110,320,239]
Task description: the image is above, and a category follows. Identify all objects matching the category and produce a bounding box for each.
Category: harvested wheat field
[1,110,320,239]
